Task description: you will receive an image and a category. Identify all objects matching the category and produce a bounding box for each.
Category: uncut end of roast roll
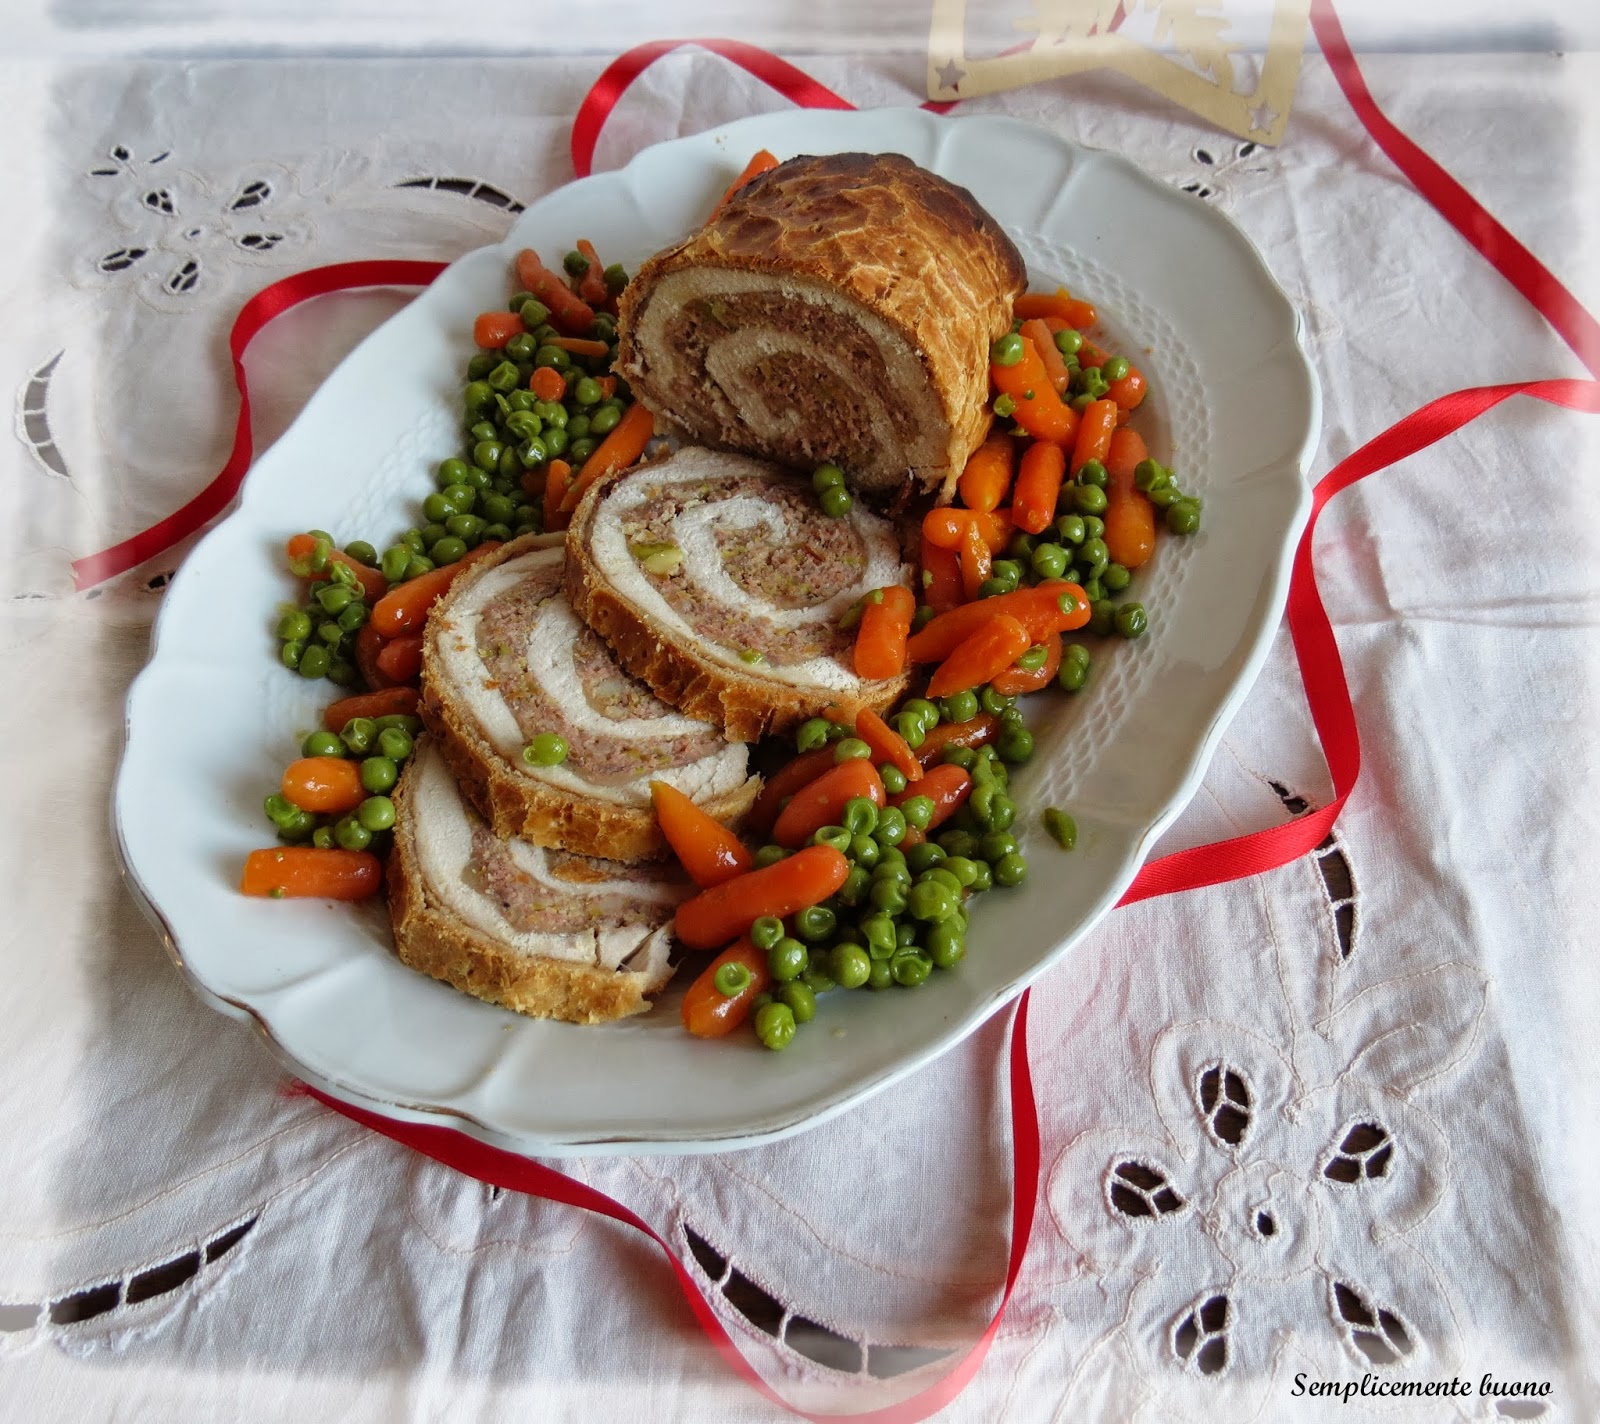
[616,151,1026,502]
[420,533,759,861]
[388,742,688,1024]
[564,448,915,743]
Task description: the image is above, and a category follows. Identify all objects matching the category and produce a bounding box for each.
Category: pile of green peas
[734,689,1035,1051]
[263,713,422,851]
[277,532,379,686]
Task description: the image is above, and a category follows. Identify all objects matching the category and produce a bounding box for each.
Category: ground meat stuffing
[468,827,673,936]
[475,571,724,784]
[621,473,868,667]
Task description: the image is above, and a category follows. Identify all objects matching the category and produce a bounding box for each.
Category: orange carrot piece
[958,517,991,602]
[674,845,850,951]
[285,533,388,602]
[907,582,1090,663]
[991,336,1079,446]
[322,686,419,732]
[281,757,366,815]
[352,622,394,691]
[956,434,1016,514]
[513,249,596,336]
[927,614,1034,698]
[473,310,525,349]
[711,149,781,218]
[746,747,837,834]
[650,780,754,889]
[772,760,887,850]
[574,238,609,307]
[369,543,501,639]
[1069,398,1119,475]
[1109,364,1147,412]
[921,507,1013,555]
[1020,318,1072,395]
[822,705,923,783]
[542,458,574,532]
[853,585,916,681]
[1077,337,1113,370]
[990,631,1063,697]
[1014,291,1097,330]
[889,762,973,830]
[680,936,771,1038]
[1011,439,1068,535]
[548,336,610,358]
[1104,427,1149,485]
[596,376,617,400]
[560,401,655,513]
[920,534,964,615]
[529,366,567,403]
[914,714,1001,767]
[1104,429,1157,570]
[240,847,383,900]
[374,634,424,686]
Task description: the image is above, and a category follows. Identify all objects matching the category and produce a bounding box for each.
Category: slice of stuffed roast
[615,151,1026,502]
[388,741,686,1023]
[564,448,915,742]
[420,533,758,861]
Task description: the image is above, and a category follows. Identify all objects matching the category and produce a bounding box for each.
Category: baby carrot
[958,517,991,601]
[907,583,1090,663]
[1010,439,1068,535]
[281,757,366,815]
[559,401,655,513]
[921,507,1014,555]
[513,249,596,336]
[914,714,1001,767]
[369,542,501,639]
[991,336,1078,446]
[1103,429,1157,570]
[548,336,610,358]
[1070,398,1119,475]
[240,846,383,900]
[374,634,424,686]
[1109,364,1147,412]
[322,686,419,731]
[772,760,886,849]
[853,585,916,681]
[956,434,1015,513]
[574,239,609,308]
[352,622,393,690]
[927,614,1034,698]
[473,310,525,349]
[823,705,923,783]
[1104,427,1149,485]
[990,632,1063,696]
[711,149,781,218]
[920,534,964,615]
[745,747,837,834]
[529,366,567,403]
[1014,291,1097,330]
[1019,318,1072,394]
[674,845,850,951]
[650,780,753,889]
[542,458,573,532]
[680,936,771,1038]
[888,763,973,831]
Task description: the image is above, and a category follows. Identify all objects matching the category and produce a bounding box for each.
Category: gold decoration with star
[927,0,1309,146]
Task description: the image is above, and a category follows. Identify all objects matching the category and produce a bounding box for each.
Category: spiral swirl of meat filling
[565,449,913,740]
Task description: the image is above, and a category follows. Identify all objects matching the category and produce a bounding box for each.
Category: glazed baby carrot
[529,366,567,403]
[958,517,992,601]
[823,705,923,783]
[352,621,393,690]
[1014,291,1097,330]
[374,634,424,686]
[711,149,781,218]
[240,846,383,900]
[1070,397,1119,475]
[907,583,1089,663]
[772,759,887,849]
[990,632,1063,697]
[1104,426,1149,485]
[1109,363,1147,412]
[285,533,388,603]
[914,713,1001,767]
[559,401,655,513]
[1077,337,1113,370]
[1103,429,1157,570]
[1011,439,1068,536]
[956,434,1015,513]
[853,585,916,681]
[542,458,574,532]
[548,336,610,358]
[650,780,754,889]
[920,534,964,615]
[745,746,837,834]
[369,542,501,638]
[513,249,596,336]
[889,763,973,831]
[991,336,1079,446]
[681,936,772,1038]
[322,686,419,732]
[674,845,850,951]
[921,507,1014,556]
[280,757,366,815]
[574,239,609,307]
[1019,318,1072,395]
[473,310,525,349]
[926,614,1034,698]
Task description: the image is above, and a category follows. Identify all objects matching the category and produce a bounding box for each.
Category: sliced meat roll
[564,448,914,742]
[421,533,757,861]
[389,742,686,1023]
[616,151,1025,501]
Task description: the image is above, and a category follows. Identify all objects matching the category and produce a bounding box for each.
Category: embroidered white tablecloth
[2,27,1598,1424]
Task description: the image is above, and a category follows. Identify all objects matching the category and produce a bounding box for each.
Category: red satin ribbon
[86,16,1600,1422]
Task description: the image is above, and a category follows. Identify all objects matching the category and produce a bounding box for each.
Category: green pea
[754,1001,797,1051]
[358,756,397,794]
[297,643,330,679]
[308,825,334,850]
[937,830,978,860]
[993,393,1017,418]
[336,718,373,756]
[533,344,572,370]
[989,794,1016,831]
[399,528,426,553]
[865,957,894,989]
[742,915,782,952]
[873,805,907,847]
[1078,540,1110,581]
[831,943,872,989]
[1116,602,1149,639]
[872,858,911,888]
[977,577,1010,600]
[899,795,935,832]
[1074,484,1109,516]
[1006,530,1037,561]
[1167,500,1203,535]
[837,864,872,907]
[262,792,299,828]
[845,833,880,872]
[819,485,853,518]
[1082,514,1106,541]
[767,937,809,983]
[1100,562,1131,593]
[1103,355,1131,382]
[466,352,499,380]
[942,746,978,771]
[926,918,966,969]
[794,905,837,943]
[462,380,496,414]
[942,856,981,889]
[600,262,629,295]
[293,729,340,761]
[568,437,599,464]
[903,842,945,877]
[589,404,622,437]
[1024,542,1066,580]
[807,824,850,855]
[939,690,980,725]
[992,851,1027,887]
[979,686,1016,717]
[968,860,993,892]
[990,331,1026,366]
[907,879,958,923]
[1134,458,1170,492]
[997,726,1034,764]
[274,608,310,643]
[892,952,932,988]
[835,797,875,837]
[753,844,790,869]
[1058,643,1092,692]
[869,877,908,915]
[1055,513,1087,545]
[274,807,315,843]
[812,463,846,493]
[333,815,372,852]
[314,585,351,616]
[777,981,817,1025]
[487,360,522,393]
[989,559,1023,592]
[354,795,394,832]
[1076,459,1109,491]
[1013,644,1048,674]
[1042,807,1078,851]
[877,764,908,797]
[280,640,305,670]
[430,536,467,565]
[370,728,410,763]
[469,440,502,474]
[859,914,897,959]
[1054,328,1084,356]
[894,712,927,749]
[833,738,872,765]
[796,717,831,753]
[405,555,435,580]
[521,733,569,766]
[377,545,410,583]
[714,961,752,997]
